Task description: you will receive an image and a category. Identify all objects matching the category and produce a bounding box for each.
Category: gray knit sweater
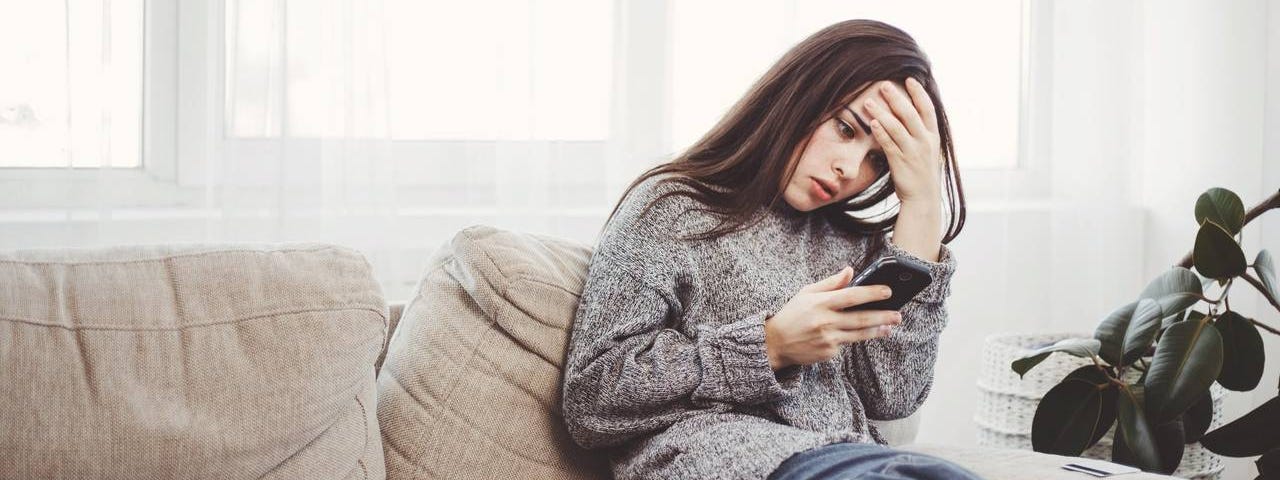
[560,173,957,480]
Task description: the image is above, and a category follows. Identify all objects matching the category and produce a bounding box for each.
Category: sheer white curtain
[0,0,662,301]
[206,0,659,300]
[1,0,1033,300]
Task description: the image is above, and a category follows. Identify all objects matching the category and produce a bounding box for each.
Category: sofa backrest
[0,243,388,479]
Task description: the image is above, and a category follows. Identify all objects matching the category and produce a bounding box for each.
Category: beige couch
[0,225,1181,479]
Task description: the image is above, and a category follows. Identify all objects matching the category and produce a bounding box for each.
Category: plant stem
[1218,278,1233,304]
[1241,271,1280,315]
[1177,189,1280,269]
[1233,271,1280,335]
[1253,318,1280,336]
[1090,355,1125,386]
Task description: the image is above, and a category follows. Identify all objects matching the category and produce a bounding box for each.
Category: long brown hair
[605,19,966,244]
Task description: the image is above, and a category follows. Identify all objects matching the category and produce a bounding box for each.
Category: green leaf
[1152,417,1186,474]
[1215,311,1265,391]
[1113,385,1162,472]
[1031,369,1118,456]
[1145,315,1224,423]
[1194,187,1245,235]
[1011,338,1101,378]
[1139,267,1204,315]
[1182,390,1213,444]
[1122,299,1164,366]
[1194,220,1247,280]
[1154,310,1187,345]
[1258,447,1280,476]
[1201,396,1280,457]
[1095,301,1139,367]
[1062,365,1120,447]
[1064,364,1115,384]
[1255,250,1279,305]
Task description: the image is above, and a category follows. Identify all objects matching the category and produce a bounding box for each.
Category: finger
[820,284,891,310]
[865,99,911,160]
[868,117,906,165]
[878,81,928,138]
[837,323,895,344]
[832,309,901,331]
[905,77,939,134]
[800,266,853,293]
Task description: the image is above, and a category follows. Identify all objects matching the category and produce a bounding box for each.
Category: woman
[560,19,978,480]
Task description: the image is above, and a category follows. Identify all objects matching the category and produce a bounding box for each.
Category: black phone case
[841,255,933,311]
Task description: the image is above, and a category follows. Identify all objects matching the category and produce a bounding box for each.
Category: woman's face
[781,80,904,212]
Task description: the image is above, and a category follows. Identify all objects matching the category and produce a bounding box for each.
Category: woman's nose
[833,157,858,179]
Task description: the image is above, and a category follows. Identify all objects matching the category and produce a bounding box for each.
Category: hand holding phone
[764,265,901,370]
[841,254,932,311]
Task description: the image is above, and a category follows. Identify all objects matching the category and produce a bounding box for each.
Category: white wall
[918,1,1277,478]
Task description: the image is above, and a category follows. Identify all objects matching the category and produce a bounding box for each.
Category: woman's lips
[810,178,833,201]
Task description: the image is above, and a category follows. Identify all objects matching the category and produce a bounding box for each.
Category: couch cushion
[0,243,388,479]
[377,225,609,479]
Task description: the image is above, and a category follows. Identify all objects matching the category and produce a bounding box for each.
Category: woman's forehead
[845,80,907,108]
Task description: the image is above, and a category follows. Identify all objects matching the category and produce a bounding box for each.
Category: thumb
[801,266,853,293]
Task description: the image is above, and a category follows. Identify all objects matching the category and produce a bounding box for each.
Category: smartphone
[841,254,933,311]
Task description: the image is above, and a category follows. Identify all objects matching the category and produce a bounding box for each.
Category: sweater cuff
[881,235,957,305]
[692,311,804,406]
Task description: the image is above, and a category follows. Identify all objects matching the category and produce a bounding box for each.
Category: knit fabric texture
[560,174,958,480]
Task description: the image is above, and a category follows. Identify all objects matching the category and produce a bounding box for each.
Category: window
[223,0,613,140]
[1,0,1044,206]
[0,0,144,168]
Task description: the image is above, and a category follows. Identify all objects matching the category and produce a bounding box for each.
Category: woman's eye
[835,119,854,138]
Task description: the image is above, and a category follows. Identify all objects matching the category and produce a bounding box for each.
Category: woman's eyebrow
[842,105,873,136]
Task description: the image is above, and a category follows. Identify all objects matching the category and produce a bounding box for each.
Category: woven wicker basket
[976,332,1225,479]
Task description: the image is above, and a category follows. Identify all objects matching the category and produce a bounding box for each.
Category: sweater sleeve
[560,251,806,450]
[559,176,805,450]
[842,233,957,421]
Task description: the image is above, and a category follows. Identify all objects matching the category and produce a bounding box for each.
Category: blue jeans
[767,442,984,480]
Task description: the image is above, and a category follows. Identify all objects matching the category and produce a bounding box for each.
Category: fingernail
[879,325,892,334]
[881,287,892,298]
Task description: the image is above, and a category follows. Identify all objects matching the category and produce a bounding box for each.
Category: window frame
[0,0,186,209]
[956,0,1053,203]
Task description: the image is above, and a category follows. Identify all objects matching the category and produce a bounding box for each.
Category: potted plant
[1010,187,1280,476]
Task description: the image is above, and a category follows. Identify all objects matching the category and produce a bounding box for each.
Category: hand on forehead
[846,78,937,142]
[848,80,907,118]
